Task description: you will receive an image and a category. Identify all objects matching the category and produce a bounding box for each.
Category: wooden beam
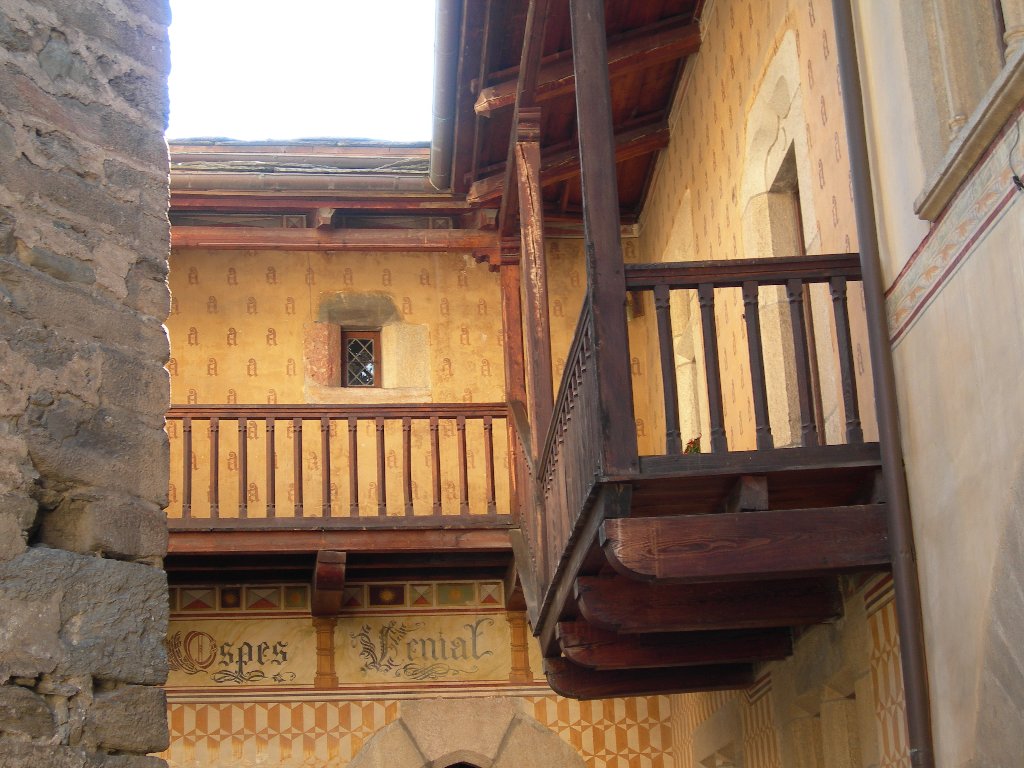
[450,0,489,194]
[536,484,632,657]
[497,0,552,237]
[171,226,499,255]
[602,506,890,582]
[467,122,670,204]
[476,18,701,116]
[516,107,554,446]
[170,194,474,214]
[311,550,346,616]
[557,622,792,669]
[168,528,513,555]
[544,657,753,700]
[575,575,841,633]
[570,0,639,476]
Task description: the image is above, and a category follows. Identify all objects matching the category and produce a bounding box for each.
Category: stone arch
[344,697,586,768]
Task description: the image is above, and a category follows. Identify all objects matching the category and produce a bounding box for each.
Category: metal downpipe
[430,0,462,191]
[830,2,935,766]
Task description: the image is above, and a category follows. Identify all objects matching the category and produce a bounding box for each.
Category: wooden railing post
[786,278,820,447]
[569,0,639,477]
[654,284,682,453]
[320,416,331,517]
[208,416,219,517]
[182,416,192,518]
[742,281,774,449]
[266,417,276,517]
[829,276,864,443]
[347,416,358,516]
[697,283,728,452]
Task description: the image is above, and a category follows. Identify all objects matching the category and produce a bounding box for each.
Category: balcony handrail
[168,402,508,419]
[624,253,862,289]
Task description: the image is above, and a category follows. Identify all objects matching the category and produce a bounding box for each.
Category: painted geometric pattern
[741,678,781,768]
[526,694,676,768]
[869,599,911,768]
[170,581,502,615]
[159,700,399,768]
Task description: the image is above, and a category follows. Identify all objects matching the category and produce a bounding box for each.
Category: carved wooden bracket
[311,550,347,616]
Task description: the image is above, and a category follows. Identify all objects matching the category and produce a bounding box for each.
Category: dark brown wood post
[430,416,442,515]
[292,418,303,517]
[320,416,331,517]
[182,416,192,519]
[208,417,219,517]
[654,284,683,453]
[569,0,639,476]
[829,276,863,443]
[402,417,414,515]
[697,283,728,452]
[516,106,555,448]
[347,416,358,516]
[742,281,774,449]
[375,417,386,516]
[786,278,819,447]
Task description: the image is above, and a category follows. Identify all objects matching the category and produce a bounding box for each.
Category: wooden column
[569,0,639,476]
[508,610,534,684]
[312,617,338,689]
[516,107,554,447]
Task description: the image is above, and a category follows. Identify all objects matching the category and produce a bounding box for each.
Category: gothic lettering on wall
[349,617,494,681]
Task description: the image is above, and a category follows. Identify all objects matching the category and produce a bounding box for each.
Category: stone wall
[0,0,171,765]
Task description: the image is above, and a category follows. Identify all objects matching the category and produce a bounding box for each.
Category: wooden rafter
[556,622,792,670]
[544,657,753,700]
[602,506,890,582]
[469,121,670,204]
[476,17,701,116]
[575,576,841,633]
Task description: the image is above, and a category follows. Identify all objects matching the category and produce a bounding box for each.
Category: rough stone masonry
[0,0,171,765]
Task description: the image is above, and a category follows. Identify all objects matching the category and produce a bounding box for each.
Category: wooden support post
[509,611,534,684]
[266,417,276,518]
[347,416,358,516]
[312,550,346,616]
[516,107,555,448]
[292,418,303,517]
[375,417,386,516]
[208,417,219,517]
[312,617,339,689]
[182,416,192,519]
[569,0,639,476]
[320,417,331,517]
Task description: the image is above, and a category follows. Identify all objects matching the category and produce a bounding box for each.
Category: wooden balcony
[166,403,517,590]
[514,254,889,699]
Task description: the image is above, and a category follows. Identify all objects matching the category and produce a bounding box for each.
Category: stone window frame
[340,327,382,388]
[909,0,1024,219]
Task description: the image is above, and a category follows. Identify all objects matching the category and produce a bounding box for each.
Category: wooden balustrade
[530,298,604,594]
[516,255,873,608]
[625,254,867,455]
[166,403,511,527]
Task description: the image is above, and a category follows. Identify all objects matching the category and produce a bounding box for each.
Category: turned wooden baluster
[347,416,358,516]
[292,418,303,516]
[320,416,331,517]
[786,278,819,447]
[208,417,219,518]
[375,417,386,516]
[742,281,774,450]
[654,284,683,453]
[430,416,441,515]
[238,417,248,518]
[484,416,496,515]
[266,417,276,517]
[182,416,192,519]
[829,276,864,443]
[697,283,728,452]
[457,415,469,515]
[402,417,413,516]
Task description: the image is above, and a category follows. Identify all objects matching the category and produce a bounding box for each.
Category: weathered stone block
[83,685,167,753]
[39,491,167,561]
[0,548,167,684]
[0,684,54,739]
[0,740,167,767]
[402,697,518,765]
[492,714,585,768]
[0,259,169,360]
[22,395,169,506]
[0,508,29,562]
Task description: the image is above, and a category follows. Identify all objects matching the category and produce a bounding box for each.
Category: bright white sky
[166,0,436,142]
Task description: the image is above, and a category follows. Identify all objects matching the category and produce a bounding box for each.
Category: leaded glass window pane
[345,337,375,386]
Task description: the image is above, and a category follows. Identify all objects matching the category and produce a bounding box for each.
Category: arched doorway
[345,697,587,768]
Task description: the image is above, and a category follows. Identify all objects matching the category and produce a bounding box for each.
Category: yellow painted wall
[165,248,510,518]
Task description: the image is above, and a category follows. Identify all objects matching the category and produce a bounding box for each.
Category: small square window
[342,329,380,387]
